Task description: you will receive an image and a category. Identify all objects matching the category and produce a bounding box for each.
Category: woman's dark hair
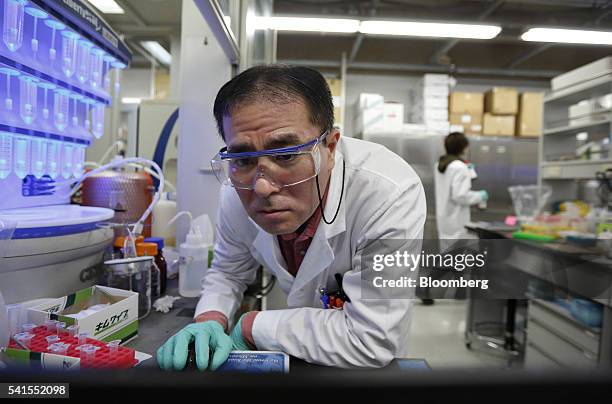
[444,132,469,156]
[213,64,334,141]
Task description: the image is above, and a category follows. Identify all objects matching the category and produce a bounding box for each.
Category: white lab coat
[434,160,482,239]
[195,136,426,368]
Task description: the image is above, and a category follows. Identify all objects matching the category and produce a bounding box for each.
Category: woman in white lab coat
[434,132,488,240]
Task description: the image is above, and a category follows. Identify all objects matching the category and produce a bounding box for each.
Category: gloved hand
[157,321,232,371]
[480,190,489,202]
[230,313,254,351]
[467,163,475,170]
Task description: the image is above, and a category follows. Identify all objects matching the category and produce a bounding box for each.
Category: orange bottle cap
[136,242,158,257]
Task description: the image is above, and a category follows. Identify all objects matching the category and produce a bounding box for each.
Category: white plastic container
[178,214,213,298]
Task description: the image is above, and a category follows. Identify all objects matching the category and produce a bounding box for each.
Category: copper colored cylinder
[81,170,154,237]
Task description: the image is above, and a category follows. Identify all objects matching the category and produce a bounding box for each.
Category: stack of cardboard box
[449,92,484,135]
[353,93,405,136]
[483,87,518,136]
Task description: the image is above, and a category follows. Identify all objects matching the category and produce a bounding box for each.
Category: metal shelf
[544,73,612,104]
[543,118,611,136]
[541,159,612,180]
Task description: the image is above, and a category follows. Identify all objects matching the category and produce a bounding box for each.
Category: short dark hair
[213,64,335,141]
[444,132,469,155]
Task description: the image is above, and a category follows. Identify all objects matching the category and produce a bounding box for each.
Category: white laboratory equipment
[0,0,132,304]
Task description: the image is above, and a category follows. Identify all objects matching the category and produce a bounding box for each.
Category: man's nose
[253,175,280,197]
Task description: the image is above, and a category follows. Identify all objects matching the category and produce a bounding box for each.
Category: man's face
[222,99,338,235]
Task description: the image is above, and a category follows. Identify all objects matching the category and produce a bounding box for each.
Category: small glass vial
[44,19,66,63]
[19,76,39,125]
[24,7,48,54]
[13,136,30,179]
[3,0,27,52]
[53,88,70,131]
[60,30,80,78]
[0,132,13,179]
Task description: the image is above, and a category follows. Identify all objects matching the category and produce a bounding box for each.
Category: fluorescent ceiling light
[140,41,172,65]
[522,27,612,45]
[122,97,141,104]
[87,0,125,14]
[359,20,501,39]
[253,16,360,33]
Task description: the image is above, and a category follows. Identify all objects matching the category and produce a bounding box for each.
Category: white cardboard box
[356,93,384,110]
[383,103,405,133]
[28,286,139,343]
[355,106,385,135]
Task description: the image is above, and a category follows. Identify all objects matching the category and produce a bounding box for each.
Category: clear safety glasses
[210,131,328,190]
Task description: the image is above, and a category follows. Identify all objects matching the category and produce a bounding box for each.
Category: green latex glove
[156,321,232,371]
[480,190,489,202]
[230,314,253,351]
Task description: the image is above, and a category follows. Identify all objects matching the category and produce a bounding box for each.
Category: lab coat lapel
[289,148,347,297]
[252,225,291,279]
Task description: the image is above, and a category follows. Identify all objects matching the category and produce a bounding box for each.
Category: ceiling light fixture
[358,20,501,39]
[140,41,172,65]
[87,0,125,14]
[522,27,612,45]
[252,16,360,33]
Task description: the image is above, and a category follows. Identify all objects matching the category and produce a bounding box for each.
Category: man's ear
[326,128,341,154]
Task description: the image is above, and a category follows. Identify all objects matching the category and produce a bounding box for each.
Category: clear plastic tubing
[3,0,27,52]
[72,145,84,178]
[76,39,92,84]
[61,142,73,179]
[89,47,105,89]
[53,88,70,131]
[19,75,38,124]
[44,19,65,63]
[0,68,20,111]
[0,132,12,179]
[13,136,30,179]
[30,137,46,178]
[91,102,105,139]
[102,54,116,92]
[24,6,48,53]
[69,92,83,127]
[38,82,55,120]
[13,332,33,348]
[61,30,80,78]
[46,140,60,179]
[66,325,79,338]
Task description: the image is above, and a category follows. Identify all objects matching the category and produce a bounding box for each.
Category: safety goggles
[210,131,329,190]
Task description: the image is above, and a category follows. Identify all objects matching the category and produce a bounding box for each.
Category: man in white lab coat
[157,65,426,370]
[434,132,488,240]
